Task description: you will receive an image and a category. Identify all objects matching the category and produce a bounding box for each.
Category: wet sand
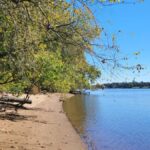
[0,93,86,150]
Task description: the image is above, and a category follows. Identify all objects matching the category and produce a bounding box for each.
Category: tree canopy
[0,0,143,93]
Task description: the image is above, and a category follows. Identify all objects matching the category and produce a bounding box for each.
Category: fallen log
[0,96,32,104]
[0,101,25,107]
[0,95,32,112]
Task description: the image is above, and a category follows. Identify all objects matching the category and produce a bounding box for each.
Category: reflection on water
[63,95,86,134]
[63,89,150,150]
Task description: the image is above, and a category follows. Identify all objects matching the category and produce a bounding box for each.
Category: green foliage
[0,0,102,93]
[94,81,150,89]
[0,0,142,93]
[32,50,101,92]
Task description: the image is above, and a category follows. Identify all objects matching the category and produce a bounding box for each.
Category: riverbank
[0,93,86,150]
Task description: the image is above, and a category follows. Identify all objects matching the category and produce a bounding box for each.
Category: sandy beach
[0,93,86,150]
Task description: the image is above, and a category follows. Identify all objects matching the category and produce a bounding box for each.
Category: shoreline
[0,93,86,150]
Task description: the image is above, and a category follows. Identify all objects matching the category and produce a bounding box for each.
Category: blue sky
[88,0,150,83]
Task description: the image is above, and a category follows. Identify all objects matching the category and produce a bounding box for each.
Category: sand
[0,93,86,150]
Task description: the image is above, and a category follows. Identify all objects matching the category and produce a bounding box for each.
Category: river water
[63,89,150,150]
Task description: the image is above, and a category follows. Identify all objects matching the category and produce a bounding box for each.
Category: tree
[0,0,143,93]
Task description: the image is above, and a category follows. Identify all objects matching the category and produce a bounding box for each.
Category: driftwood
[0,96,32,104]
[70,90,90,95]
[0,95,32,112]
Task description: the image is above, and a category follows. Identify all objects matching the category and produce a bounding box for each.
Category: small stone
[10,145,15,148]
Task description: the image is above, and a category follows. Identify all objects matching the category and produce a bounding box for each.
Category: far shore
[0,93,86,150]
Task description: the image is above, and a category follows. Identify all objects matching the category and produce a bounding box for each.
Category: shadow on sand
[0,113,37,122]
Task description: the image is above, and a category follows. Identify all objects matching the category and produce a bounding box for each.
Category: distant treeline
[94,82,150,89]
